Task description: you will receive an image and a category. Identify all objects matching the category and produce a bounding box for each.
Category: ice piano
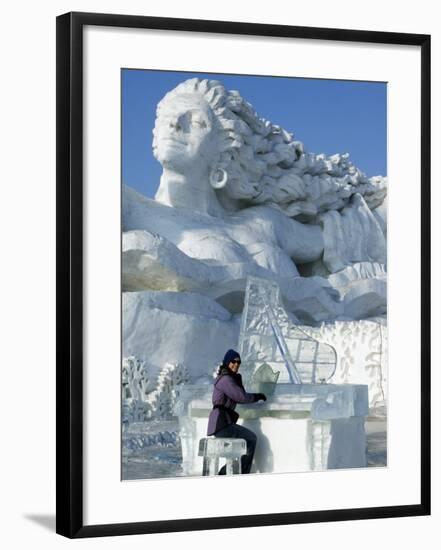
[175,277,369,476]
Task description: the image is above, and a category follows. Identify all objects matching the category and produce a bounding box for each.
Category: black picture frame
[56,11,431,538]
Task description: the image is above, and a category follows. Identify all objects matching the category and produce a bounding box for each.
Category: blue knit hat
[222,349,241,367]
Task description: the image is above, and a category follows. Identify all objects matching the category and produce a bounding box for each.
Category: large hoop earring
[209,167,228,189]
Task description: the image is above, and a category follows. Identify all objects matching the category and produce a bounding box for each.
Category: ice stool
[198,437,247,476]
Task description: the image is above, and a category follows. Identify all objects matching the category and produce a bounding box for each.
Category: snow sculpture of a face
[153,94,218,175]
[151,78,387,224]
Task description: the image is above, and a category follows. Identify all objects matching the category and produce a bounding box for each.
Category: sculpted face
[154,94,218,173]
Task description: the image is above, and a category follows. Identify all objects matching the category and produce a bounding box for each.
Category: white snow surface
[123,291,239,383]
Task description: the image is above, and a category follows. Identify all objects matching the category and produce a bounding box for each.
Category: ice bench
[198,437,247,476]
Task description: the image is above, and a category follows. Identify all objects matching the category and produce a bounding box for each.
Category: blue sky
[122,69,387,198]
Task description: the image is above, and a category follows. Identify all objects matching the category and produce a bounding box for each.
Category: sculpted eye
[193,119,207,129]
[189,113,208,129]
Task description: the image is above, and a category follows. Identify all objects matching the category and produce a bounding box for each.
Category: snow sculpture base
[177,383,368,476]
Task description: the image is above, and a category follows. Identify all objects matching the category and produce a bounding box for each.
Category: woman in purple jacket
[207,349,267,474]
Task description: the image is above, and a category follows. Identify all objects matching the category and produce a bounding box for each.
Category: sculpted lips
[162,136,187,146]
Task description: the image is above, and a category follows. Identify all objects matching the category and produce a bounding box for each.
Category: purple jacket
[207,371,258,436]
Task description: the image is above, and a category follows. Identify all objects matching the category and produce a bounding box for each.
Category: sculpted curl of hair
[153,78,387,220]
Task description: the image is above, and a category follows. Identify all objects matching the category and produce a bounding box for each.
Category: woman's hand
[255,393,267,402]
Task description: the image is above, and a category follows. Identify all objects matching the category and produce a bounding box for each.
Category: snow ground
[122,414,387,480]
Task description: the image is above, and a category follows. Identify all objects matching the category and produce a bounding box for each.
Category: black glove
[255,393,267,402]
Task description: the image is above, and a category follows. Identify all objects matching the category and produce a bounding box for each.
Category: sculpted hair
[153,78,387,220]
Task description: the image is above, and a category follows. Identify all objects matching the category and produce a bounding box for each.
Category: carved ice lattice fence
[238,277,337,384]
